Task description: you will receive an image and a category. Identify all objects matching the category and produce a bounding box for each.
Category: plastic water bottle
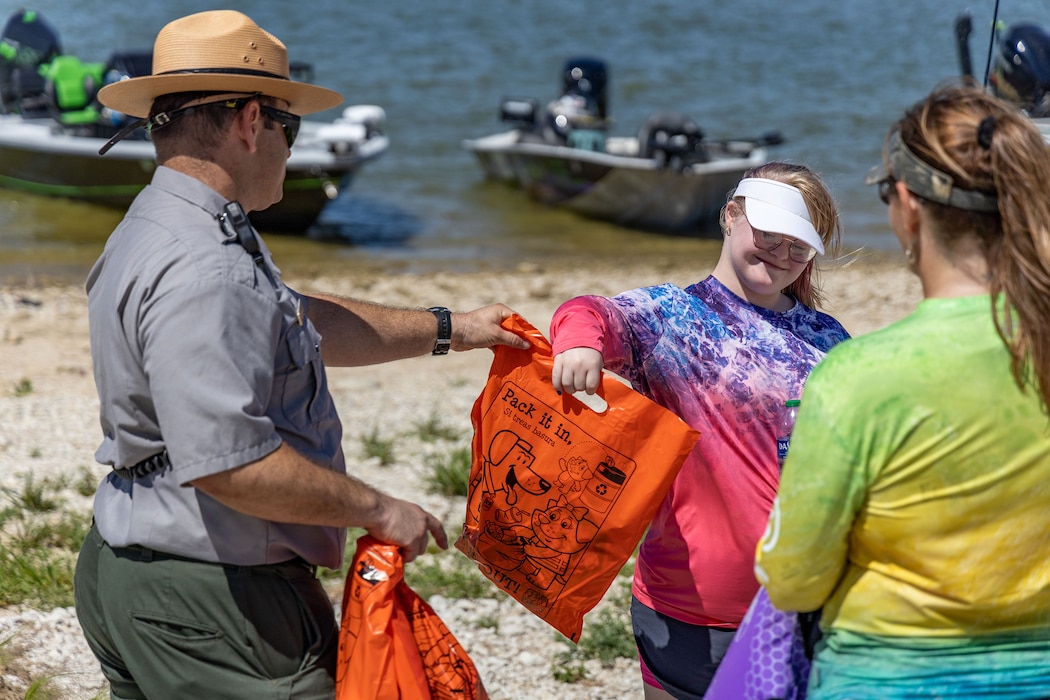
[776,399,801,470]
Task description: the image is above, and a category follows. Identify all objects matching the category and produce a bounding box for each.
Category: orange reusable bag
[336,535,488,700]
[455,314,700,641]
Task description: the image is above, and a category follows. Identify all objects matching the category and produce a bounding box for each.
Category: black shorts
[632,595,736,699]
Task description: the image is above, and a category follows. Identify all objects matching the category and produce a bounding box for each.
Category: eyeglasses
[746,215,817,263]
[256,104,301,149]
[877,176,896,205]
[144,95,301,149]
[215,98,300,148]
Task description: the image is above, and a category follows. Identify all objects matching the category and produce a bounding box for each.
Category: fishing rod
[982,0,1002,87]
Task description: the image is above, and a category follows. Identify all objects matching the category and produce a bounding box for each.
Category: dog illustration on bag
[481,496,598,589]
[482,430,552,506]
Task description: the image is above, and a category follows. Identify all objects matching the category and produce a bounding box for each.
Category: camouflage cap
[864,131,999,213]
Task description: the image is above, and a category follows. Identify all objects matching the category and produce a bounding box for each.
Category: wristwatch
[428,306,452,356]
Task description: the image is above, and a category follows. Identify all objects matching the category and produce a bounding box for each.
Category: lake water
[2,0,1045,283]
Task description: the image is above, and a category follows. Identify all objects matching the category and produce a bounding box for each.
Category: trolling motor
[637,111,706,170]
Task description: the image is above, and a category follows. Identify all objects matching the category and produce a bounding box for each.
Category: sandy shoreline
[0,251,921,698]
[0,249,922,497]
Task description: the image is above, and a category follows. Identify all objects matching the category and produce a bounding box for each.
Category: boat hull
[464,130,767,233]
[0,114,388,233]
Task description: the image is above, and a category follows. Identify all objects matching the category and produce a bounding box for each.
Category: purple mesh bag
[704,587,814,700]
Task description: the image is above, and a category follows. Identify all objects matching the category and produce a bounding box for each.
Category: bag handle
[501,313,628,415]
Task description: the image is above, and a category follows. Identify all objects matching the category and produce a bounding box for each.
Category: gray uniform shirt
[86,166,346,568]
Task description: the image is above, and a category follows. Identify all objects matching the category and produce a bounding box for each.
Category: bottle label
[776,437,790,467]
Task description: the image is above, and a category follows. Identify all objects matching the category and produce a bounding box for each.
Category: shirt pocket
[278,321,325,426]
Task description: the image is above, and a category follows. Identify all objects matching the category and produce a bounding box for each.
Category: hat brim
[97,74,343,118]
[743,198,825,255]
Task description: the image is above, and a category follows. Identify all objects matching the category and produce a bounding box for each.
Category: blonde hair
[720,162,841,308]
[894,80,1050,411]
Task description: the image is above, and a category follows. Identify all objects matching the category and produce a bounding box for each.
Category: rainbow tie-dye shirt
[551,276,848,626]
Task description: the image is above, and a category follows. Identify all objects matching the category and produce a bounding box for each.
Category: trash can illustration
[579,457,627,513]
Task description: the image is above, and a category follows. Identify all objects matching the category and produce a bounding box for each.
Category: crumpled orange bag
[336,535,488,700]
[455,314,700,641]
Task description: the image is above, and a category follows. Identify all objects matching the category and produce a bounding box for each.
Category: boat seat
[42,55,105,124]
[0,64,48,114]
[567,128,606,152]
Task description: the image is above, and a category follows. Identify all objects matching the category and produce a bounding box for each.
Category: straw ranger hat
[97,10,343,118]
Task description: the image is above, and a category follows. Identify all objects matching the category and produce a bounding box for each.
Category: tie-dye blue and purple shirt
[550,275,848,626]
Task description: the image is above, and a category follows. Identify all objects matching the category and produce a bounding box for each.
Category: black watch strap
[428,306,452,355]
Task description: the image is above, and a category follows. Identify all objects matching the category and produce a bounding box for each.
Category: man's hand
[451,304,531,352]
[552,346,604,395]
[367,494,450,562]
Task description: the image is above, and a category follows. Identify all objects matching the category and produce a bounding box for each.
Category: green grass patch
[23,675,61,699]
[0,630,18,670]
[551,576,635,683]
[0,536,79,609]
[74,466,98,497]
[7,473,68,514]
[360,426,396,465]
[404,550,495,601]
[413,412,463,443]
[423,446,472,497]
[475,613,500,631]
[0,473,90,608]
[13,378,33,397]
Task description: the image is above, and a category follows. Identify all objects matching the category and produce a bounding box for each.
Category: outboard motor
[560,56,607,120]
[543,56,609,150]
[989,23,1050,117]
[500,96,539,127]
[0,8,61,114]
[103,49,152,85]
[97,49,152,133]
[637,111,706,169]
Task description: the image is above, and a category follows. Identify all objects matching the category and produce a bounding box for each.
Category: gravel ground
[0,255,919,699]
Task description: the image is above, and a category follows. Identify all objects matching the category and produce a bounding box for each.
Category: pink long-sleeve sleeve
[549,296,608,356]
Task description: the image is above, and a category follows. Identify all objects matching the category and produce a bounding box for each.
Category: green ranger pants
[74,523,339,699]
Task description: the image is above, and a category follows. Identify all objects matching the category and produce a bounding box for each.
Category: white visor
[734,178,824,256]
